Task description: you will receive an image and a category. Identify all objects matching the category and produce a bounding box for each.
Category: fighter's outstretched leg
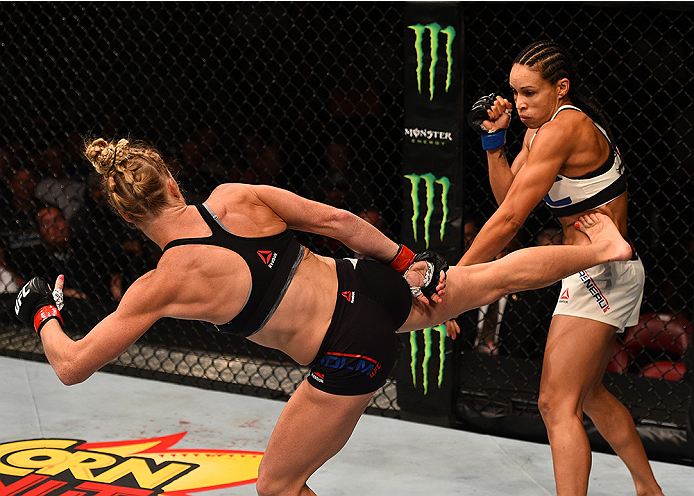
[401,212,631,332]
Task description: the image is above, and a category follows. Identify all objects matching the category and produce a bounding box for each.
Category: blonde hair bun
[85,138,130,175]
[82,137,174,223]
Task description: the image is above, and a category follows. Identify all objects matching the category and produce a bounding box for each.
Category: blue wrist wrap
[480,130,506,150]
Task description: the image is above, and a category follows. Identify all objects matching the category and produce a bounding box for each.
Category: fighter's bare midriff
[557,193,629,246]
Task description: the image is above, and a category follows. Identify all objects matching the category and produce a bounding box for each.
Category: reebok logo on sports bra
[257,250,278,268]
[162,203,304,337]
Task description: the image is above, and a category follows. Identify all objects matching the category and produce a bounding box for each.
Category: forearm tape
[481,130,506,150]
[34,305,63,335]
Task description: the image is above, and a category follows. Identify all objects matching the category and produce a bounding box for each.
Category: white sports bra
[533,105,627,217]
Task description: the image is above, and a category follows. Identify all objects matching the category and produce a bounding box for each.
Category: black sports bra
[162,204,304,337]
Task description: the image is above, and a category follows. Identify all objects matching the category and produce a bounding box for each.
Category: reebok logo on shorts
[578,270,610,313]
[341,291,355,303]
[559,289,570,303]
[257,250,277,268]
[310,371,325,383]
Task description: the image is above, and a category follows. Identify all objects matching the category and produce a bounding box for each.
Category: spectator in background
[472,236,521,355]
[6,167,41,241]
[301,139,373,259]
[4,203,86,300]
[8,204,127,304]
[447,215,480,348]
[497,229,563,360]
[34,143,86,221]
[71,173,152,301]
[452,224,563,358]
[0,262,18,294]
[463,216,481,254]
[179,125,226,202]
[1,167,43,291]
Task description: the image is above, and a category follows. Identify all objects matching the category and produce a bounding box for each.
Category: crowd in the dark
[0,126,395,308]
[3,121,693,325]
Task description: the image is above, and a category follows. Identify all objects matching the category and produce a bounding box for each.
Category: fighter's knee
[255,462,276,496]
[537,389,569,424]
[255,463,300,496]
[255,473,280,496]
[537,391,554,421]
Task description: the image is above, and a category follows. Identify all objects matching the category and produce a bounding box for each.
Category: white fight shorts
[552,257,645,332]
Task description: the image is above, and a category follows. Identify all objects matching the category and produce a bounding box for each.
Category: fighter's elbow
[499,210,525,233]
[324,208,360,237]
[54,369,82,386]
[52,360,91,386]
[330,208,357,228]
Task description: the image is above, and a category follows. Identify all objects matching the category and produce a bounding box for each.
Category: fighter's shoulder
[209,182,256,199]
[533,115,587,151]
[547,109,596,141]
[207,183,261,210]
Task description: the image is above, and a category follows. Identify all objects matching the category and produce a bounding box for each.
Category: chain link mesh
[1,2,692,433]
[458,3,693,444]
[0,1,405,412]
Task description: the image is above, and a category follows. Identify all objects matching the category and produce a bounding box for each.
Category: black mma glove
[468,93,499,135]
[15,277,64,335]
[405,251,449,300]
[468,93,509,150]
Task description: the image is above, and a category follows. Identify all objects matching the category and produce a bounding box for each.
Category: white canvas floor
[2,356,691,495]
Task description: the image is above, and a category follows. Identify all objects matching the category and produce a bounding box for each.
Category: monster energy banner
[397,2,464,425]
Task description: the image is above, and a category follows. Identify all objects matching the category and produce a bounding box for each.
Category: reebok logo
[341,291,355,303]
[560,289,570,301]
[257,250,277,268]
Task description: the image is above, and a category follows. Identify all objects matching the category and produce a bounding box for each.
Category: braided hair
[84,138,176,223]
[514,40,620,161]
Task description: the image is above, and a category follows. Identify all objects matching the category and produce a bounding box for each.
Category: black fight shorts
[307,258,413,396]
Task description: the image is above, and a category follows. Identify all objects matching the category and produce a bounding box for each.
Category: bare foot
[575,213,632,262]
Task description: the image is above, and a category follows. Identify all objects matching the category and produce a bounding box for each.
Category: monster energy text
[404,127,453,146]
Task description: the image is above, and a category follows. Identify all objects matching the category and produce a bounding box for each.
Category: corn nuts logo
[408,22,456,100]
[0,433,262,495]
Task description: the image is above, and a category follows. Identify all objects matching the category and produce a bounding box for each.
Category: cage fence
[1,2,692,446]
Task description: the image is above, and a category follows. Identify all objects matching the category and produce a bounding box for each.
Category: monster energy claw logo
[405,173,449,249]
[408,23,456,100]
[410,325,446,394]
